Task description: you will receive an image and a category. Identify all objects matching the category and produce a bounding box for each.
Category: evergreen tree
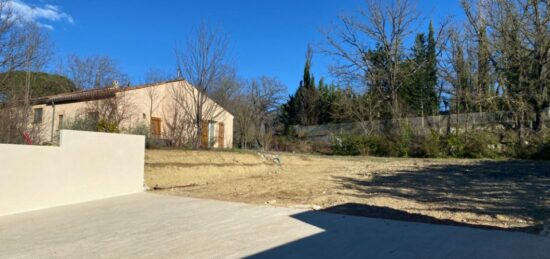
[295,47,318,125]
[400,22,439,117]
[317,79,344,124]
[281,46,319,127]
[425,21,439,114]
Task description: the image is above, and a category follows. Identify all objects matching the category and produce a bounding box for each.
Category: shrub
[410,130,444,158]
[61,116,97,132]
[363,135,390,156]
[525,132,550,160]
[128,123,149,136]
[391,122,414,157]
[333,134,366,156]
[311,141,334,155]
[333,134,391,156]
[272,135,313,153]
[96,120,119,133]
[532,140,550,160]
[443,131,499,158]
[464,132,499,158]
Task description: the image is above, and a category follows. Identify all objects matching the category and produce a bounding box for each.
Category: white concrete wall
[0,130,145,216]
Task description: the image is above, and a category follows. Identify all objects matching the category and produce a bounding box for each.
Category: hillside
[0,71,77,98]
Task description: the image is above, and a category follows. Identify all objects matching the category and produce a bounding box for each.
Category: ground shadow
[322,203,506,231]
[331,160,550,233]
[245,203,550,258]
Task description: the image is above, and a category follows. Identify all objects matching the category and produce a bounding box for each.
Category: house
[30,80,233,148]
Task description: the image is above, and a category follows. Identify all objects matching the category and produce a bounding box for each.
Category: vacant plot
[145,149,550,234]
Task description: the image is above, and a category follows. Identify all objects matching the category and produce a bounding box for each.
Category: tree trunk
[533,107,544,131]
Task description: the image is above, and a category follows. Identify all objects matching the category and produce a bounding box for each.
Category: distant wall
[294,110,550,141]
[0,130,145,216]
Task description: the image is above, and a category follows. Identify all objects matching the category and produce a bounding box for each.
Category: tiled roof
[32,80,183,105]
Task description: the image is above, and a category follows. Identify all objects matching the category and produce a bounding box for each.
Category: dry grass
[145,149,550,234]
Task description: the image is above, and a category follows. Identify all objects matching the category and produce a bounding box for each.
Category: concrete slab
[0,193,548,258]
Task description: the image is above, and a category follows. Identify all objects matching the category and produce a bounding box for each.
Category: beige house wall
[31,81,234,148]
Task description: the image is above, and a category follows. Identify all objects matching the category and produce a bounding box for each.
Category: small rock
[312,205,322,210]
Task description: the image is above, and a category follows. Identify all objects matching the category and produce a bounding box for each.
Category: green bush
[272,135,313,153]
[333,134,392,157]
[526,133,550,160]
[363,135,390,156]
[391,122,414,157]
[443,132,499,158]
[410,130,444,158]
[61,116,97,132]
[128,123,150,136]
[333,134,366,156]
[333,130,502,159]
[96,120,119,133]
[464,132,499,158]
[532,140,550,160]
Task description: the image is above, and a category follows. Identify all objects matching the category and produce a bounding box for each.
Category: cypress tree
[426,21,439,114]
[293,46,318,125]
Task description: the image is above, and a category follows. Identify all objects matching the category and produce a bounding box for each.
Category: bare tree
[462,0,550,132]
[323,0,421,119]
[334,88,384,134]
[164,82,199,147]
[61,54,129,89]
[323,0,449,123]
[248,77,286,150]
[233,92,254,149]
[143,68,173,84]
[173,23,229,148]
[208,65,241,111]
[143,68,170,121]
[85,90,136,132]
[0,1,52,144]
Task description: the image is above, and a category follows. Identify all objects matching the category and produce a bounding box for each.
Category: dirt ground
[145,149,550,235]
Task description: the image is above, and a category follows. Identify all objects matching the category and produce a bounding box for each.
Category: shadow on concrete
[245,205,550,259]
[244,160,550,258]
[329,160,550,233]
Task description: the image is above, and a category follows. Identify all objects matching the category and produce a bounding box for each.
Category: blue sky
[20,0,463,94]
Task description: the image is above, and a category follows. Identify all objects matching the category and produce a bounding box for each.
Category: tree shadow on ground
[331,160,550,233]
[245,203,550,259]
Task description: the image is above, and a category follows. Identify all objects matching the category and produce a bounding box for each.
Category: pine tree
[425,21,439,114]
[400,22,439,117]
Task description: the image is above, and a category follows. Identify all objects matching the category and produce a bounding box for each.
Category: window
[58,115,64,130]
[208,121,217,147]
[200,121,217,148]
[33,108,43,124]
[87,112,99,122]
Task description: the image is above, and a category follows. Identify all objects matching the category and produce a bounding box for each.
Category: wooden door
[217,123,224,148]
[150,117,162,137]
[201,121,209,148]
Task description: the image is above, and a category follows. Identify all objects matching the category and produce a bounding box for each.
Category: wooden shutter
[151,117,162,136]
[201,120,209,148]
[217,123,224,148]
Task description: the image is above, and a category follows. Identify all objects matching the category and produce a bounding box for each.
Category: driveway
[0,193,548,258]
